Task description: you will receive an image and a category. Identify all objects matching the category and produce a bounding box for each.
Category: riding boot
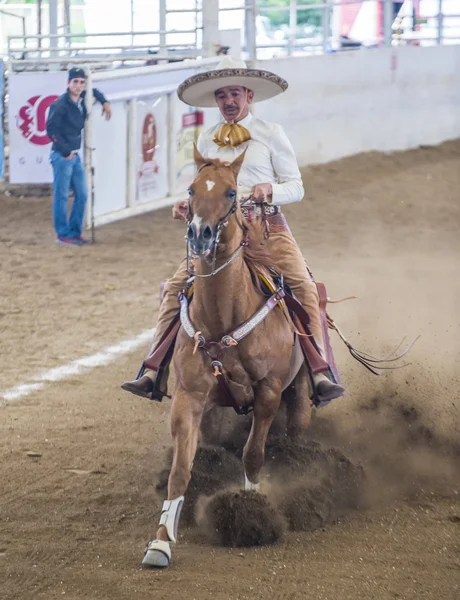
[120,365,170,402]
[121,261,189,401]
[312,372,344,405]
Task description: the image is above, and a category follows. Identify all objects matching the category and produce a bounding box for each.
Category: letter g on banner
[17,95,58,146]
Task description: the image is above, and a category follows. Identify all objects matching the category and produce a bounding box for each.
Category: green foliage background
[259,0,323,29]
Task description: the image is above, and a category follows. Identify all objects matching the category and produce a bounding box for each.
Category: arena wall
[254,45,460,165]
[5,45,460,225]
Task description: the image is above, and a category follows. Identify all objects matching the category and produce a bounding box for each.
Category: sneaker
[56,237,78,246]
[74,237,92,245]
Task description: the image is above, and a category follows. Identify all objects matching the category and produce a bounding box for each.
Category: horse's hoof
[142,539,171,569]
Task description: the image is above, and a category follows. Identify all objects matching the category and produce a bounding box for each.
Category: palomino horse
[142,147,311,568]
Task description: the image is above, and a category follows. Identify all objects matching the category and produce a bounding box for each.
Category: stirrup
[150,387,171,403]
[149,364,171,403]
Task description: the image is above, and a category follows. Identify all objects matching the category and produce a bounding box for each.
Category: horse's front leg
[142,387,205,569]
[243,379,282,491]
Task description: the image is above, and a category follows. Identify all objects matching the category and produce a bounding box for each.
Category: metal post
[84,67,95,240]
[202,0,219,57]
[37,0,42,48]
[159,0,166,55]
[127,98,137,208]
[195,0,199,57]
[322,0,331,54]
[383,0,394,47]
[289,0,297,57]
[437,0,444,45]
[49,0,58,54]
[64,0,71,47]
[167,93,176,198]
[130,0,134,46]
[244,0,257,60]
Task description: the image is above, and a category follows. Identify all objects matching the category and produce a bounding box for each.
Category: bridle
[185,164,248,278]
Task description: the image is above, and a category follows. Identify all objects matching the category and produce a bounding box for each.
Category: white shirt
[197,113,304,206]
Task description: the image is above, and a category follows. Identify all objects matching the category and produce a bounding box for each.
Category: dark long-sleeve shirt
[46,88,107,157]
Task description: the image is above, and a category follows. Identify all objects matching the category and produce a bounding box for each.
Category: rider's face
[214,86,254,123]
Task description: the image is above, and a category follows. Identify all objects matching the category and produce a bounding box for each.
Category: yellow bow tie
[213,123,252,148]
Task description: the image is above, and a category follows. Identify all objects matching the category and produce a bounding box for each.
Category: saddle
[142,269,340,412]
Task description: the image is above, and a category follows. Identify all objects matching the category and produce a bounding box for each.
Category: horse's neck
[192,259,251,336]
[191,230,255,337]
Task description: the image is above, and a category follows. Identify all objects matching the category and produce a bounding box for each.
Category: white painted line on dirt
[2,383,44,401]
[1,329,154,404]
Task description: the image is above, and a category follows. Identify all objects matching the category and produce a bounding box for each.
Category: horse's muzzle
[187,222,215,256]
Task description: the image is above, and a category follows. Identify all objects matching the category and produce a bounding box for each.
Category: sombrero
[177,56,288,108]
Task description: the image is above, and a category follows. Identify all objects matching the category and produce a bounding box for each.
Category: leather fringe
[327,314,420,376]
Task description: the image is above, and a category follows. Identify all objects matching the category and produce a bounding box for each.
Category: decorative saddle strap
[178,287,285,415]
[179,287,286,352]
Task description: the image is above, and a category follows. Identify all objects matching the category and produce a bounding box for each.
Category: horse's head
[186,145,246,257]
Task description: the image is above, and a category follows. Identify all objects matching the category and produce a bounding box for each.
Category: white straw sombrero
[177,56,288,108]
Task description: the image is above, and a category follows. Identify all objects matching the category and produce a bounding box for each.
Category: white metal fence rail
[3,0,459,63]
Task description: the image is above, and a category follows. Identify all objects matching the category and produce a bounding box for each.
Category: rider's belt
[240,203,279,219]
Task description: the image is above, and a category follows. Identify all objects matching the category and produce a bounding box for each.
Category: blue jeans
[50,151,87,239]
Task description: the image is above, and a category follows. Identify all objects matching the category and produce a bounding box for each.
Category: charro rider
[121,56,344,405]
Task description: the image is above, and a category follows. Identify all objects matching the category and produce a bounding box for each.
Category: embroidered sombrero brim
[177,68,288,108]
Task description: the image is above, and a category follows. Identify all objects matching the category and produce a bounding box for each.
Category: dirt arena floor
[1,140,459,600]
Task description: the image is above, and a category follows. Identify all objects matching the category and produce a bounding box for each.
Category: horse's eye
[188,188,193,197]
[227,190,236,200]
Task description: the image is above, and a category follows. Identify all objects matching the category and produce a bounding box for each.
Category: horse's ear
[193,144,208,170]
[230,149,247,179]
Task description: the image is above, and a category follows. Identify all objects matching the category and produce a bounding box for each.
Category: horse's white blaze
[206,179,216,192]
[191,214,203,235]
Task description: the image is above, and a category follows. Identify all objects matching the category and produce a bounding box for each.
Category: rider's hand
[251,183,273,202]
[172,200,189,221]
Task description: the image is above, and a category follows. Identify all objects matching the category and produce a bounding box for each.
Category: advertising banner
[175,107,204,191]
[135,95,168,204]
[175,102,219,193]
[8,72,63,184]
[7,66,200,185]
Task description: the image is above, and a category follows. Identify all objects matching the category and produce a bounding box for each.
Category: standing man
[46,67,112,246]
[122,56,344,406]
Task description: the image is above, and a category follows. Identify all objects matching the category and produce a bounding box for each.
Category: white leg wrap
[159,496,184,543]
[244,472,260,492]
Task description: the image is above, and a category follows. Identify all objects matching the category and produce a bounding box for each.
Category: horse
[142,146,312,568]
